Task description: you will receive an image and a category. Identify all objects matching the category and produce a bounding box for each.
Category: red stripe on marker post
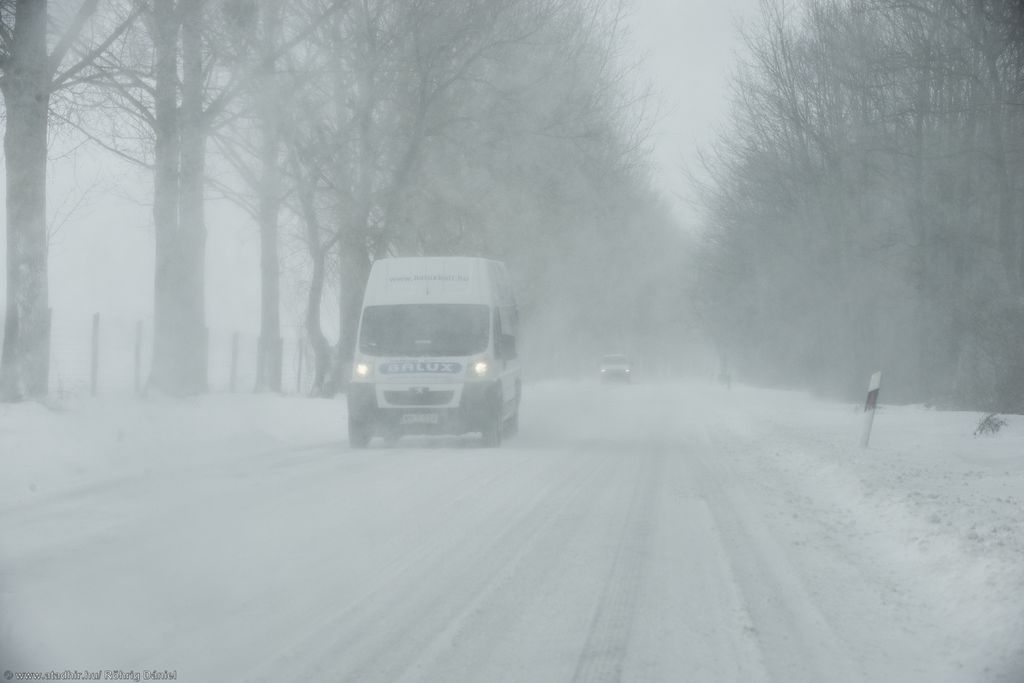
[861,371,882,448]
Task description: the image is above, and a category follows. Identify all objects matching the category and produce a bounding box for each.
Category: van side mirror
[499,334,517,359]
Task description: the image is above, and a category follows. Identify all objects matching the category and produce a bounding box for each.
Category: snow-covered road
[1,382,1022,682]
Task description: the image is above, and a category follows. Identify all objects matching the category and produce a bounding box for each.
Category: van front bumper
[347,381,499,435]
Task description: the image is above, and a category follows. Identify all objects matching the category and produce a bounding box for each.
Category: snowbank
[0,393,346,508]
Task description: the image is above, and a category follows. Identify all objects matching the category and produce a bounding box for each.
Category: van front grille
[384,390,454,406]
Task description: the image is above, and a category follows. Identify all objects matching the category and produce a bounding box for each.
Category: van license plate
[401,413,439,425]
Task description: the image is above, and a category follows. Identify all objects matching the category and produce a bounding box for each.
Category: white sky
[624,0,760,229]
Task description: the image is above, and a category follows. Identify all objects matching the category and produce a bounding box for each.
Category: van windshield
[359,304,490,357]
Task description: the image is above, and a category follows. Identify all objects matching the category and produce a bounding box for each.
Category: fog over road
[2,383,1020,682]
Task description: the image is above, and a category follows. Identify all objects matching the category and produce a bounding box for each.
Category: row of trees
[697,0,1024,410]
[1,0,688,401]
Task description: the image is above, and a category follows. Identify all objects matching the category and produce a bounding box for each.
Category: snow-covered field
[1,381,1022,682]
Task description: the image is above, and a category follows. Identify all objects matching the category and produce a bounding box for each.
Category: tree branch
[203,0,350,127]
[46,0,100,80]
[49,107,153,168]
[51,2,145,92]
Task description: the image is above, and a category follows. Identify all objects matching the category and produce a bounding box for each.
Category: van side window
[496,306,517,360]
[503,306,517,336]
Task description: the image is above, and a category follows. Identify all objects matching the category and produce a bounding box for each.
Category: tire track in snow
[224,449,554,678]
[688,430,864,683]
[4,445,547,678]
[245,447,616,682]
[570,446,663,683]
[388,446,644,683]
[620,441,771,683]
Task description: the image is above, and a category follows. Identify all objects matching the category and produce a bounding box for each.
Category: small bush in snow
[974,413,1008,437]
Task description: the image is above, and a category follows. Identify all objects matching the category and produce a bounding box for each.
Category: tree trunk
[305,246,331,395]
[0,0,52,401]
[335,41,376,393]
[148,0,183,394]
[178,0,208,393]
[907,15,938,401]
[149,0,207,395]
[297,184,333,396]
[337,227,370,392]
[984,48,1016,290]
[255,4,283,392]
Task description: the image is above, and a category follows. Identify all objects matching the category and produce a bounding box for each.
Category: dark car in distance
[599,354,632,383]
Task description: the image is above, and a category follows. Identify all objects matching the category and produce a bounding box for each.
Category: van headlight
[354,361,372,378]
[472,360,489,377]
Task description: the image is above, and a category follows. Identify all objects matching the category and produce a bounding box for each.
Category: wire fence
[49,311,318,398]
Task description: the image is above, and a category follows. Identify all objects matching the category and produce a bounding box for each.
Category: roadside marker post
[861,371,882,448]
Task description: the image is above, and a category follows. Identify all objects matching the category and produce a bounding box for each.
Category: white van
[347,257,521,448]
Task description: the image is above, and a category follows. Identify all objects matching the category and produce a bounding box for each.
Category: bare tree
[205,0,663,393]
[136,0,210,395]
[253,0,285,392]
[83,0,338,395]
[311,0,651,389]
[697,0,1024,409]
[0,0,138,401]
[210,0,347,393]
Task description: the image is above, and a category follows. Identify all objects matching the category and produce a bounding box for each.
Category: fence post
[45,308,52,395]
[90,313,100,397]
[134,321,143,396]
[296,341,305,395]
[277,336,284,391]
[860,371,882,448]
[230,332,240,393]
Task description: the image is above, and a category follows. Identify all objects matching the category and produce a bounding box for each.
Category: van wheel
[480,409,502,448]
[349,416,371,449]
[505,385,521,438]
